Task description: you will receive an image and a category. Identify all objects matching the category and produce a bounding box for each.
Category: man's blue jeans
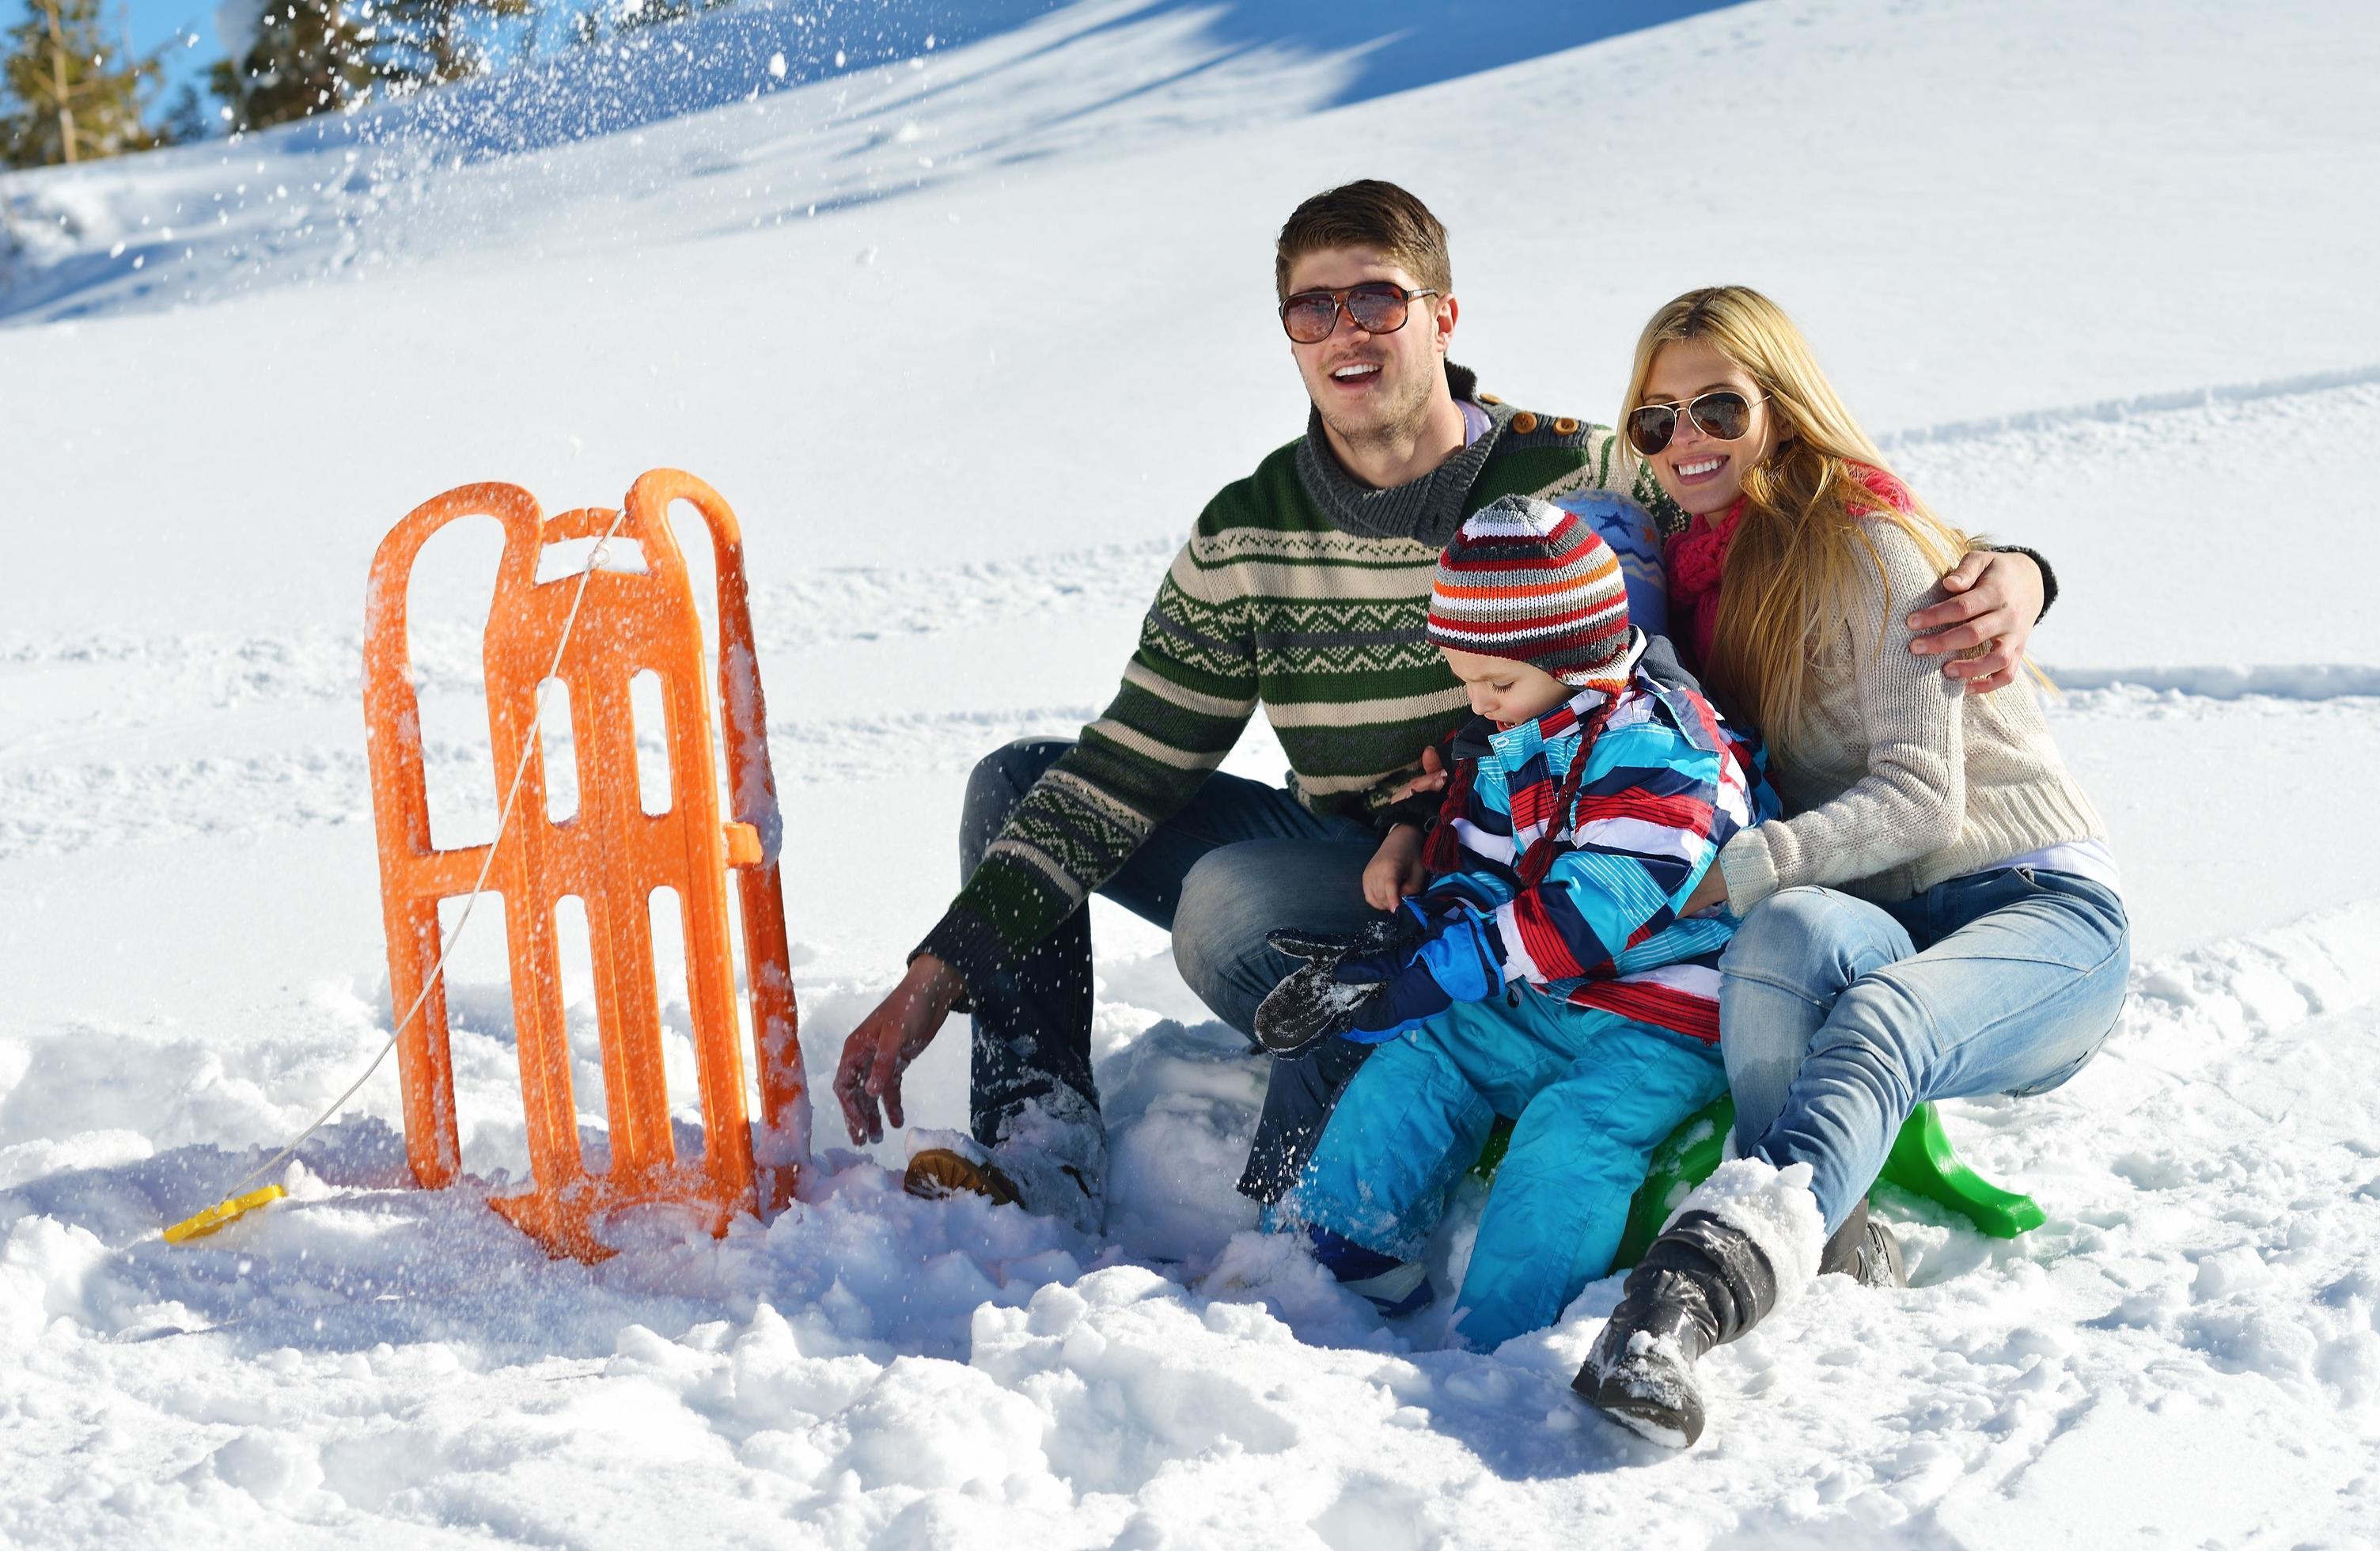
[1718,868,2131,1232]
[957,739,1387,1201]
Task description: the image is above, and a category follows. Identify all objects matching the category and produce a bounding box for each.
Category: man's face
[1283,245,1454,447]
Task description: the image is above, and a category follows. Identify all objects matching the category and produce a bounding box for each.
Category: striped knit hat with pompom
[1427,494,1632,686]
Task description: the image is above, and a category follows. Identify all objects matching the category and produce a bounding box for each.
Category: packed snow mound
[5,908,2378,1545]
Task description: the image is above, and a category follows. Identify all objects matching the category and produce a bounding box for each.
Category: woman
[1575,286,2129,1449]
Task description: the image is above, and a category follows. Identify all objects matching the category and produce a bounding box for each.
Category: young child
[1256,494,1776,1350]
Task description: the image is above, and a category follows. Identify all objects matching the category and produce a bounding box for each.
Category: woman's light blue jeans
[1718,868,2130,1232]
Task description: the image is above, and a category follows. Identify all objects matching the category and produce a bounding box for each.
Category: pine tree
[159,80,207,142]
[212,0,533,129]
[1,0,165,166]
[209,0,372,131]
[364,0,532,87]
[609,0,692,35]
[568,0,730,48]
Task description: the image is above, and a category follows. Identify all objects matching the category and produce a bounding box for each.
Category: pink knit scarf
[1664,499,1743,673]
[1662,464,1913,670]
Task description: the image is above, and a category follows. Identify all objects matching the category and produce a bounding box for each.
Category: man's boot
[903,1145,1021,1207]
[1575,1159,1825,1449]
[1817,1198,1907,1289]
[901,1091,1108,1237]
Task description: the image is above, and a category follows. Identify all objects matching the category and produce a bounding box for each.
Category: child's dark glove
[1253,904,1504,1054]
[1253,914,1419,1055]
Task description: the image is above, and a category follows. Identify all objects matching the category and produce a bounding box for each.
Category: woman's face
[1637,339,1784,519]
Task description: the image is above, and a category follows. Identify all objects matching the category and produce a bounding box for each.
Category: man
[832,180,2049,1230]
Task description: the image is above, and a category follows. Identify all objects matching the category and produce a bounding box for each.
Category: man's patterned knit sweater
[917,364,1678,995]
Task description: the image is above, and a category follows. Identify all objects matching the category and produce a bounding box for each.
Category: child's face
[1442,647,1573,726]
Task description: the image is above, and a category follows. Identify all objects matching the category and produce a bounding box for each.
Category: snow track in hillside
[1893,376,2380,499]
[1879,362,2380,449]
[6,678,2374,863]
[1892,374,2380,671]
[2050,665,2380,700]
[0,537,1173,711]
[13,370,2373,717]
[0,703,1104,862]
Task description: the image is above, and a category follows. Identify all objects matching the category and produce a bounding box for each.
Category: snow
[1660,1159,1828,1310]
[4,0,2378,1544]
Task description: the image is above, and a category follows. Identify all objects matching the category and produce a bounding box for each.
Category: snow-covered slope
[4,1,2378,1545]
[0,0,1727,322]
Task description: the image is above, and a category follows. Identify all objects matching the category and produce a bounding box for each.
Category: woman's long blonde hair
[1623,286,1972,746]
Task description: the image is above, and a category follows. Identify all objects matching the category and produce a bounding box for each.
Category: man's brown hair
[1273,180,1452,305]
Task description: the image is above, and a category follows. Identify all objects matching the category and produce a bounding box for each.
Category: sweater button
[1510,411,1540,434]
[1478,392,1503,406]
[1552,416,1580,436]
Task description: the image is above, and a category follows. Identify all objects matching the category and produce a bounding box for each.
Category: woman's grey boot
[1574,1159,1826,1448]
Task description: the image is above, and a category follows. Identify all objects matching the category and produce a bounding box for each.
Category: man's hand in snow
[834,954,962,1145]
[1909,549,2044,693]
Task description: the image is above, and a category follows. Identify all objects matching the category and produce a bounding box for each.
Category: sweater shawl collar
[1294,362,1512,547]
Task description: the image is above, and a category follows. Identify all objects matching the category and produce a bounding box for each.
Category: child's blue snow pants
[1279,989,1727,1350]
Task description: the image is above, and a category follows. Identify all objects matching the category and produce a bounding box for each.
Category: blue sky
[118,0,220,105]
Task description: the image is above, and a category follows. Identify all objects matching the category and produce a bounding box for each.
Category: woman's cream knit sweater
[1715,519,2106,910]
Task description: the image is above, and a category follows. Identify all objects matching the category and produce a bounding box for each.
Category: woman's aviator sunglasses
[1279,282,1438,344]
[1625,390,1767,457]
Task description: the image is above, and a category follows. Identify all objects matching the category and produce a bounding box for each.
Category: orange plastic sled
[362,469,806,1260]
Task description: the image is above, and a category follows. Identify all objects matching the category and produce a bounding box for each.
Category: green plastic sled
[1472,1097,2046,1270]
[1606,1097,2045,1269]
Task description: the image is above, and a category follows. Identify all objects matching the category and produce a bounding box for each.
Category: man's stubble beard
[1316,365,1438,460]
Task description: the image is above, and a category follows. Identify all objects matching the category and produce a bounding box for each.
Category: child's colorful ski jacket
[1417,635,1779,1042]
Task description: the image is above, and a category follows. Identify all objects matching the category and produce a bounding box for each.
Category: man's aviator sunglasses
[1625,390,1767,457]
[1279,282,1439,344]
